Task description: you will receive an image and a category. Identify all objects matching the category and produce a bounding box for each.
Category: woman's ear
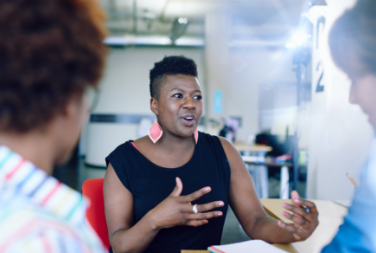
[60,94,84,118]
[150,97,158,116]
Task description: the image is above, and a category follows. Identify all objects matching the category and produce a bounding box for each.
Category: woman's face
[348,73,376,132]
[152,74,203,139]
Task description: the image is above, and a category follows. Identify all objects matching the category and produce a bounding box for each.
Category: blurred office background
[53,0,373,243]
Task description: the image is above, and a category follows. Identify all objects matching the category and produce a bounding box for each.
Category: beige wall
[82,47,206,166]
[95,47,206,114]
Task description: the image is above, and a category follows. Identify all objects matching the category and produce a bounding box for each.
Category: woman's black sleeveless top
[105,132,231,253]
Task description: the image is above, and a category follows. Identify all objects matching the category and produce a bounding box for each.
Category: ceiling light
[169,17,189,44]
[178,18,188,24]
[285,32,311,49]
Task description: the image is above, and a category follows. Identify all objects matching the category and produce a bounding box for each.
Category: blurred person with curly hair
[322,0,376,252]
[0,0,107,252]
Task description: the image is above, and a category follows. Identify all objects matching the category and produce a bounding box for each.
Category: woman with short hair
[104,56,319,253]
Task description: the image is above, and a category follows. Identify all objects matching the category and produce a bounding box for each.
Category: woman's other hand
[278,190,319,241]
[147,177,224,230]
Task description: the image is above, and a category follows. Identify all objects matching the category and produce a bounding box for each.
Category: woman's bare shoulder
[133,136,155,155]
[218,136,236,154]
[133,136,150,146]
[217,136,246,171]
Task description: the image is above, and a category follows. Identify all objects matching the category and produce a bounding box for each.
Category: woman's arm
[219,137,318,244]
[104,163,157,253]
[103,163,224,253]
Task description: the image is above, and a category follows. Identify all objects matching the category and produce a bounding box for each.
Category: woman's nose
[183,97,195,109]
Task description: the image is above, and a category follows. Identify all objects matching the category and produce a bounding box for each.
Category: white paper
[209,240,288,253]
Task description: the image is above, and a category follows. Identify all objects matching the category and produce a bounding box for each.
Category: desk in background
[233,143,272,198]
[233,143,272,154]
[234,143,291,199]
[245,160,293,199]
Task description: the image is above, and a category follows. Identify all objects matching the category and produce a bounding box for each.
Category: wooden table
[261,199,348,253]
[182,199,348,253]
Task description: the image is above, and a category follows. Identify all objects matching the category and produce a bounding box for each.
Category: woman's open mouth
[181,114,196,127]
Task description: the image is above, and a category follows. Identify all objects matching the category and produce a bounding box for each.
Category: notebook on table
[208,240,288,253]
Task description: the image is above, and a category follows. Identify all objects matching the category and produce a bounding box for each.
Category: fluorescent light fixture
[175,37,204,47]
[103,35,203,47]
[103,36,127,46]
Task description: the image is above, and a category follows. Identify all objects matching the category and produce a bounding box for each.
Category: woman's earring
[194,128,199,144]
[148,121,163,144]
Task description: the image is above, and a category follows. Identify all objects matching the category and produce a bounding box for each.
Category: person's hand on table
[147,177,224,229]
[277,190,319,241]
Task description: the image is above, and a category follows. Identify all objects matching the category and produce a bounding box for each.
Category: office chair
[82,178,110,250]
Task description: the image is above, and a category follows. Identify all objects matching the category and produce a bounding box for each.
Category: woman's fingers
[184,219,209,227]
[169,177,183,197]
[282,211,310,230]
[180,201,224,219]
[290,190,300,205]
[187,211,223,220]
[282,198,319,236]
[160,182,225,229]
[293,199,318,214]
[177,204,223,227]
[283,203,315,223]
[279,196,320,241]
[183,186,211,202]
[277,221,309,240]
[179,211,222,227]
[195,201,224,213]
[278,220,299,233]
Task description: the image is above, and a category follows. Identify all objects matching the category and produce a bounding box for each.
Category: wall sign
[214,90,223,114]
[310,7,327,93]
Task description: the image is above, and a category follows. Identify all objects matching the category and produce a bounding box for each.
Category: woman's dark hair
[329,0,376,75]
[149,55,198,100]
[0,0,107,133]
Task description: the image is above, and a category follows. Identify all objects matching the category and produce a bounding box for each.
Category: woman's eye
[172,93,183,98]
[194,95,202,100]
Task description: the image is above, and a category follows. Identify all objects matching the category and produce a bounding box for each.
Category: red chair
[82,178,110,251]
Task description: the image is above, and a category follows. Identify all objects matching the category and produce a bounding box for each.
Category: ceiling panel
[162,0,279,19]
[102,0,306,19]
[100,0,169,14]
[101,0,307,40]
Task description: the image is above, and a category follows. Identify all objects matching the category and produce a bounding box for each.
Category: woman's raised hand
[147,177,224,230]
[278,190,319,241]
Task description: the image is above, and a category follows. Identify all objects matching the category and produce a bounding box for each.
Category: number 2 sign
[314,15,326,93]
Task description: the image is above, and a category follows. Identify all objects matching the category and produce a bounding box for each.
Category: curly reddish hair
[0,0,107,133]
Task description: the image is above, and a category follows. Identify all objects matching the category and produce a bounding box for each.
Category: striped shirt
[0,145,107,253]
